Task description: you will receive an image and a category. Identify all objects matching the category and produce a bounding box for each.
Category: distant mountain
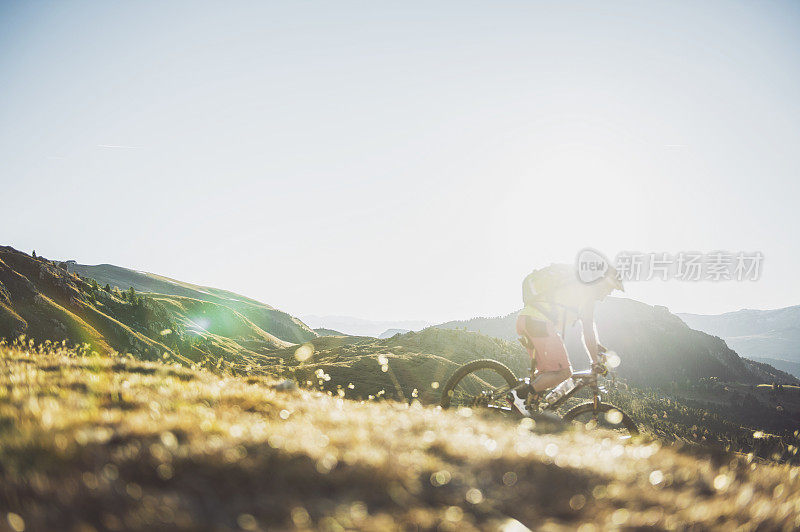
[434,298,798,386]
[378,328,411,339]
[313,327,347,337]
[436,312,518,340]
[300,315,429,337]
[748,357,800,379]
[679,306,800,371]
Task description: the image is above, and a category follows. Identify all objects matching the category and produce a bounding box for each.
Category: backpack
[522,264,576,307]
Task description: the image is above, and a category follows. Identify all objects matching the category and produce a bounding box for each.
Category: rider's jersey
[520,271,593,331]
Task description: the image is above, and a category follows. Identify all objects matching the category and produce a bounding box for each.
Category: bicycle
[439,354,638,438]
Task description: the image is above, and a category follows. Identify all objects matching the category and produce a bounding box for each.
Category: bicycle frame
[543,370,606,411]
[512,335,608,412]
[484,369,607,414]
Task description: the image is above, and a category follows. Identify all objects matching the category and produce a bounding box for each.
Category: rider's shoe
[507,389,531,416]
[506,383,539,417]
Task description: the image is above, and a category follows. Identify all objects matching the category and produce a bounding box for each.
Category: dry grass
[2,343,800,531]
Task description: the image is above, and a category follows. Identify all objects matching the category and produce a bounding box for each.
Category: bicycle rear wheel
[440,359,518,410]
[561,402,639,439]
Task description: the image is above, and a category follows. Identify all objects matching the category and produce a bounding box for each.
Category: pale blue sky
[2,1,799,322]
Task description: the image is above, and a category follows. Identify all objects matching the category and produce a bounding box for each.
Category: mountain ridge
[680,306,800,375]
[301,315,430,337]
[434,298,798,387]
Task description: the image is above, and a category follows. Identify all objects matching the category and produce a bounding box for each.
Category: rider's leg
[527,319,572,393]
[509,317,572,416]
[515,315,540,361]
[515,315,543,396]
[532,368,572,392]
[508,316,544,413]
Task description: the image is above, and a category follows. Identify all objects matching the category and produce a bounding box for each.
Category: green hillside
[0,247,289,369]
[3,343,800,531]
[65,261,317,344]
[1,247,171,360]
[268,328,528,405]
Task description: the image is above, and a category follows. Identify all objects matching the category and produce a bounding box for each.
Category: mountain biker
[507,263,624,416]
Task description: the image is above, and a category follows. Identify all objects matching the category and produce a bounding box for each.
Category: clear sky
[2,1,799,323]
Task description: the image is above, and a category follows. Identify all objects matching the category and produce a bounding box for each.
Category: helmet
[604,266,624,292]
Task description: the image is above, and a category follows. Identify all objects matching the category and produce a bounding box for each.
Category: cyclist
[507,263,624,416]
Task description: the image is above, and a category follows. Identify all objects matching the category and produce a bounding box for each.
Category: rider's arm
[579,304,601,364]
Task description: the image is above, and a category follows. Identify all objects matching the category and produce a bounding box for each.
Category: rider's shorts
[516,315,571,373]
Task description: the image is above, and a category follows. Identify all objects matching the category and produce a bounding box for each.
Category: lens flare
[294,343,314,362]
[605,409,624,425]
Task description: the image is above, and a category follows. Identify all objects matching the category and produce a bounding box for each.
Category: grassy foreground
[2,345,800,531]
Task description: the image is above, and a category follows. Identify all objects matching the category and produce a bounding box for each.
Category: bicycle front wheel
[562,402,639,439]
[440,359,518,410]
